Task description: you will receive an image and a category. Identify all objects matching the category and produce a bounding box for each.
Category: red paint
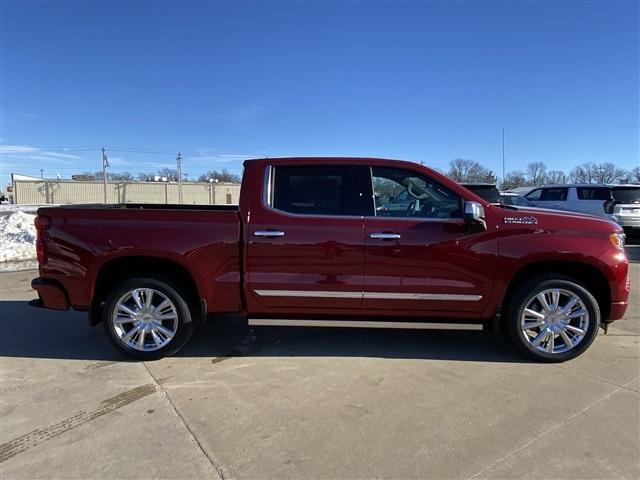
[31,278,69,310]
[32,157,629,324]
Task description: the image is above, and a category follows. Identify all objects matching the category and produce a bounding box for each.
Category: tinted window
[540,188,568,201]
[577,187,610,201]
[272,165,361,216]
[525,189,542,200]
[371,167,461,219]
[611,186,640,204]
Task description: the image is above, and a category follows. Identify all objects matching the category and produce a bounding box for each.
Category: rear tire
[504,275,600,362]
[102,277,194,360]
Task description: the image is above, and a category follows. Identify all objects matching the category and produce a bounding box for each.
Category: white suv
[525,184,640,234]
[606,185,640,234]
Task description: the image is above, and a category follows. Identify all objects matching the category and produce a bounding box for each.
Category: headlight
[610,232,626,249]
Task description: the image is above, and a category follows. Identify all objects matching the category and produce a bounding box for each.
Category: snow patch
[0,211,37,263]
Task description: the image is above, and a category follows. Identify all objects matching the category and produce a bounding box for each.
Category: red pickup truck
[31,157,630,362]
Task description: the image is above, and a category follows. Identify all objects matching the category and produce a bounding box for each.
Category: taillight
[34,215,51,264]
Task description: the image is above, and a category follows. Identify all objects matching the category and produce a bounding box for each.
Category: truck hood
[492,205,621,234]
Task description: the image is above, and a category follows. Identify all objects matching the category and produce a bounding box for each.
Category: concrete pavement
[1,261,638,479]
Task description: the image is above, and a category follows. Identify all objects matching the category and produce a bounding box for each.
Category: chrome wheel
[111,288,178,352]
[520,288,589,354]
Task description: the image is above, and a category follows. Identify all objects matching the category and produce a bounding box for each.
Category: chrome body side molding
[253,290,482,302]
[248,318,483,330]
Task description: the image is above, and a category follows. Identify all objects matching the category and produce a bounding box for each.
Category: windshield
[611,187,640,204]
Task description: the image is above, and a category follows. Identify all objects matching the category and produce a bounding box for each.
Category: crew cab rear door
[362,165,496,316]
[244,162,366,315]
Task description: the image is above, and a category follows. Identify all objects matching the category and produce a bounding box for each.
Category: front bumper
[31,278,69,311]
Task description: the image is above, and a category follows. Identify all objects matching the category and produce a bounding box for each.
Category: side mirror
[463,201,487,232]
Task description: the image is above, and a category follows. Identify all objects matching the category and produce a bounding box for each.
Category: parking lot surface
[1,252,639,479]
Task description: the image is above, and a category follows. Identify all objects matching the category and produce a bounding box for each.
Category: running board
[248,318,483,331]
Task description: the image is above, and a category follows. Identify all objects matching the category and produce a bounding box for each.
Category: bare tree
[546,170,566,185]
[526,162,547,186]
[109,172,134,181]
[157,168,179,182]
[591,162,625,184]
[628,166,640,183]
[447,159,496,183]
[197,168,241,183]
[501,170,527,190]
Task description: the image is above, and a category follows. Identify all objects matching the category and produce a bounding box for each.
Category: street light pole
[177,152,183,204]
[502,128,506,188]
[102,146,109,204]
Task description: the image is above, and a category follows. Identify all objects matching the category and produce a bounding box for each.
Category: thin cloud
[210,104,265,124]
[0,145,83,162]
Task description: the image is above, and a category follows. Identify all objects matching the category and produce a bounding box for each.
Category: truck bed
[37,204,242,313]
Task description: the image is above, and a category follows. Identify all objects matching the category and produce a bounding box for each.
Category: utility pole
[502,128,506,189]
[40,169,44,179]
[176,152,183,204]
[102,146,109,204]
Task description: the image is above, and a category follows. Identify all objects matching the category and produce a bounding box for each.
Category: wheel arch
[501,260,611,323]
[90,256,204,325]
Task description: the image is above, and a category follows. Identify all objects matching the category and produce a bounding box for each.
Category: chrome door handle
[370,232,401,240]
[254,230,285,238]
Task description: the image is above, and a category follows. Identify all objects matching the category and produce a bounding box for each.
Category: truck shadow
[0,300,525,363]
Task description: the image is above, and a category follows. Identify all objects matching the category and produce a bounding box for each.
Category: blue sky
[1,0,638,186]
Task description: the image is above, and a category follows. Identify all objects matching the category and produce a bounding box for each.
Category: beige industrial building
[11,178,241,205]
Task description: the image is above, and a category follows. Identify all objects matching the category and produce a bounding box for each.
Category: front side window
[577,187,610,201]
[271,165,360,216]
[371,167,462,219]
[540,188,568,201]
[525,188,543,201]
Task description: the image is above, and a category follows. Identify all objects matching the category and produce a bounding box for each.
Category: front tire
[103,277,194,360]
[504,275,600,362]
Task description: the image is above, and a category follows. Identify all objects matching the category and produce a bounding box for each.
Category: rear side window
[271,165,361,216]
[577,187,610,201]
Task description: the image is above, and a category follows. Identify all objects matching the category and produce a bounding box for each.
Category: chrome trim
[264,165,273,207]
[248,318,483,330]
[365,217,465,223]
[370,232,401,240]
[253,289,482,301]
[364,292,482,301]
[254,230,285,238]
[254,289,362,299]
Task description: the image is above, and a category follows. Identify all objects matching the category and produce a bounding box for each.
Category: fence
[12,179,241,205]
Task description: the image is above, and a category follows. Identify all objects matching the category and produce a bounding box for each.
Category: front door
[363,165,496,317]
[245,163,366,316]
